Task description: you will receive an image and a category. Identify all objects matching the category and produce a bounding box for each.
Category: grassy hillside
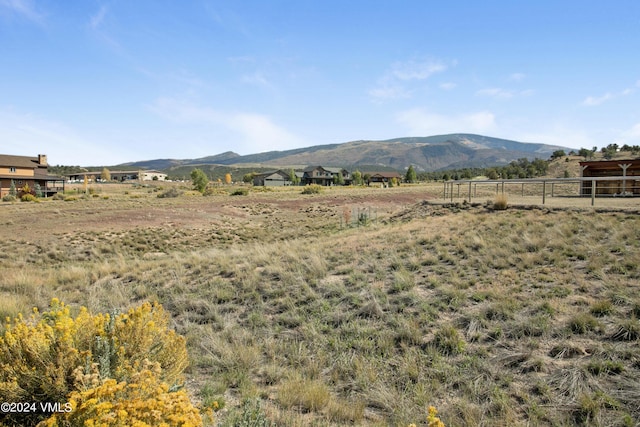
[1,184,639,426]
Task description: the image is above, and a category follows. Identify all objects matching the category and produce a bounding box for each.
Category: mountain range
[120,134,570,172]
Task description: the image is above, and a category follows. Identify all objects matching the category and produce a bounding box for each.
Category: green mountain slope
[118,134,569,172]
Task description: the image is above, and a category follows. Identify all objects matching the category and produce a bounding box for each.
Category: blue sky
[1,0,639,166]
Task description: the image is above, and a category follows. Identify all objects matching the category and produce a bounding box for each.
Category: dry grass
[1,183,640,425]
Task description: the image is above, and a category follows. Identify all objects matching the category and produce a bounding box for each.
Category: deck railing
[443,176,640,206]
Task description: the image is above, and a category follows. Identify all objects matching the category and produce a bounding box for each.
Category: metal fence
[443,176,640,206]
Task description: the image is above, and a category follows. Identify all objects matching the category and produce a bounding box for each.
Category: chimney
[38,154,48,166]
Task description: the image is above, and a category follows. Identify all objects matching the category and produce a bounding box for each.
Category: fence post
[468,181,472,203]
[542,181,546,205]
[591,179,596,206]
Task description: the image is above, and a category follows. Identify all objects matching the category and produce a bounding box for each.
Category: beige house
[0,154,65,198]
[141,170,167,181]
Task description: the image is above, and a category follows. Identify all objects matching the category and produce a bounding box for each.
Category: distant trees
[416,157,549,181]
[190,169,209,193]
[352,170,363,186]
[405,165,417,183]
[243,172,255,183]
[550,150,566,160]
[601,143,619,160]
[333,172,344,185]
[578,148,594,160]
[288,169,300,185]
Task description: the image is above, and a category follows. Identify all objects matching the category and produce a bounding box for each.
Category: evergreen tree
[9,180,16,197]
[405,165,417,183]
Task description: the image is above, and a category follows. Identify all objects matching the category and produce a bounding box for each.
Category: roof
[0,154,40,168]
[579,159,640,170]
[369,171,402,178]
[324,167,347,174]
[302,165,327,172]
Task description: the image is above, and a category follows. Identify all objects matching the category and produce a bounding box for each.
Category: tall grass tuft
[493,193,508,210]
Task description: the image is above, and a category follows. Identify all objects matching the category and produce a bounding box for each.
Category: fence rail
[443,176,640,206]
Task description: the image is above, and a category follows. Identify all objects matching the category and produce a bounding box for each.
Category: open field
[1,182,640,426]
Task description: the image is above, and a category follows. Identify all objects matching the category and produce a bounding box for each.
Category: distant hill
[118,134,570,172]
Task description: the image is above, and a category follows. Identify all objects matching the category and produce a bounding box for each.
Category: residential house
[366,171,403,187]
[0,154,65,198]
[141,170,167,181]
[66,170,163,182]
[253,170,294,187]
[579,159,640,195]
[301,166,352,186]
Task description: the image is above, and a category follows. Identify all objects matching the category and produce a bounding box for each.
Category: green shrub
[230,188,250,196]
[2,195,16,202]
[590,300,613,317]
[221,398,272,427]
[568,313,602,334]
[157,188,183,198]
[433,325,466,355]
[302,184,323,194]
[20,193,37,202]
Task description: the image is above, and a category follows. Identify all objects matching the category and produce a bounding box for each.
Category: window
[9,167,16,173]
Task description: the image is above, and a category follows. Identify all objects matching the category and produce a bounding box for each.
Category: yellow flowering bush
[408,406,445,427]
[0,299,196,426]
[40,368,202,427]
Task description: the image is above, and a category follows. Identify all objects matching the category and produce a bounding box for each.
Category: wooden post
[468,181,472,203]
[450,182,454,202]
[619,163,631,195]
[551,182,555,197]
[457,183,460,198]
[542,181,546,204]
[580,165,589,196]
[591,179,596,206]
[501,181,505,194]
[521,182,524,197]
[443,181,446,200]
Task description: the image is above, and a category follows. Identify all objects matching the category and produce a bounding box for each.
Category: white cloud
[391,60,447,81]
[369,58,452,102]
[582,92,613,106]
[148,97,302,153]
[0,0,43,23]
[396,108,497,135]
[583,81,639,107]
